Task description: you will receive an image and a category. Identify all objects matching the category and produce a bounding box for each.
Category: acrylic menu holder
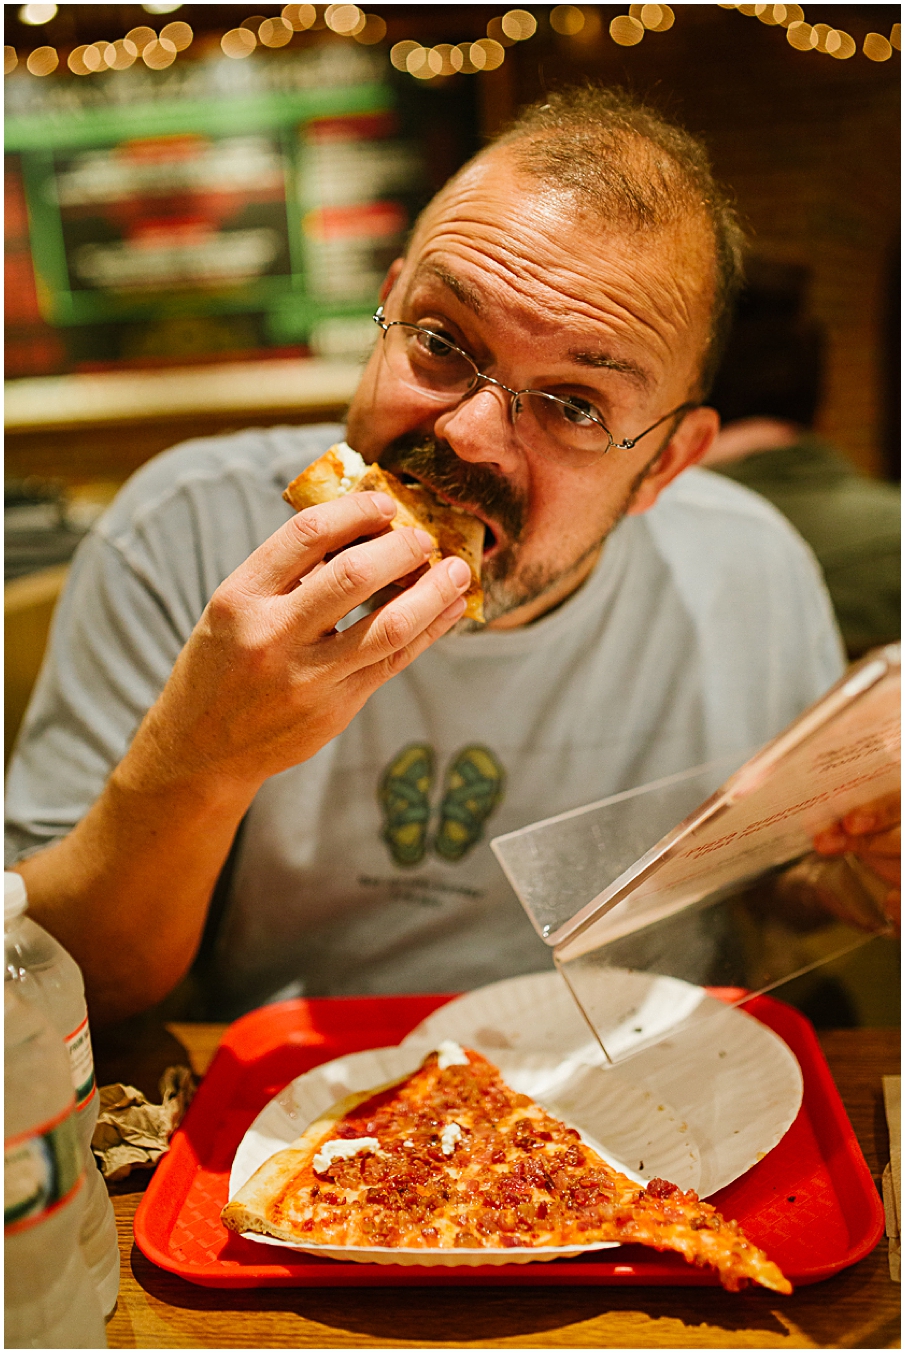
[491,645,900,1065]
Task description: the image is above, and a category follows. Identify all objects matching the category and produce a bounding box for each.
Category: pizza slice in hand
[222,1044,792,1293]
[283,443,485,623]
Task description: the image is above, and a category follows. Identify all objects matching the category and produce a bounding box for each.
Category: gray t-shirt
[5,424,845,1016]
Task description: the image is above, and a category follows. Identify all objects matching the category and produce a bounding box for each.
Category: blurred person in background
[702,258,900,660]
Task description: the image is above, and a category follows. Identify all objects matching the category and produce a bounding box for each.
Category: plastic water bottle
[5,981,107,1348]
[4,873,120,1317]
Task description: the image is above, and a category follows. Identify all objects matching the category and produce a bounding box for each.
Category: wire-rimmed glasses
[373,306,695,468]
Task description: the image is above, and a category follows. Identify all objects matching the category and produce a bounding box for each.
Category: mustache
[378,434,527,542]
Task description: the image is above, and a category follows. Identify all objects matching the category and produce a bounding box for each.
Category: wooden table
[97,1023,899,1350]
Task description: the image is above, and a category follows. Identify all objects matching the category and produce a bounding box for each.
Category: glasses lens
[517,391,613,466]
[384,323,477,401]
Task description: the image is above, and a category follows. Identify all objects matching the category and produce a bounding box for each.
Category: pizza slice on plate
[221,1043,791,1293]
[283,443,485,623]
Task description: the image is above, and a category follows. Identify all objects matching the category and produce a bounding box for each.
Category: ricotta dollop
[312,1136,380,1176]
[440,1122,464,1156]
[436,1040,469,1070]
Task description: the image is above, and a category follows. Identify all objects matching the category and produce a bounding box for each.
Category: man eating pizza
[4,86,896,1025]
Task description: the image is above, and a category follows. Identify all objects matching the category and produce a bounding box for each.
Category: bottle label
[64,1014,96,1110]
[4,1106,83,1235]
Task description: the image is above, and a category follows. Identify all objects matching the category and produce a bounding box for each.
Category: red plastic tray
[133,992,884,1288]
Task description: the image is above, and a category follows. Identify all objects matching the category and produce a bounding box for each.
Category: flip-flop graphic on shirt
[378,743,435,866]
[434,745,505,862]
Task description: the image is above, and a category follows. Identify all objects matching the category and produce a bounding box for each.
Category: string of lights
[718,5,900,63]
[4,5,901,78]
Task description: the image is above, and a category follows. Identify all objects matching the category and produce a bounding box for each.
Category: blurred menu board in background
[5,42,472,377]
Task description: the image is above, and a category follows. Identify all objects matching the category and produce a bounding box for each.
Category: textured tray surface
[133,992,884,1288]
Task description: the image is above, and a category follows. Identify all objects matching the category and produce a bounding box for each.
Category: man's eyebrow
[568,348,651,391]
[415,261,484,315]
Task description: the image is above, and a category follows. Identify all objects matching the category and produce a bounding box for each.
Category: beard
[378,432,653,629]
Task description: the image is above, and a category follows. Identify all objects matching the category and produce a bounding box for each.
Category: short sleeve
[5,530,191,862]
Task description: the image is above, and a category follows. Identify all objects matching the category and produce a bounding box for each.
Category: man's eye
[556,396,601,427]
[413,329,458,360]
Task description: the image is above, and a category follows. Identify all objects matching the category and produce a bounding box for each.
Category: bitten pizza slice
[283,443,485,622]
[222,1044,792,1293]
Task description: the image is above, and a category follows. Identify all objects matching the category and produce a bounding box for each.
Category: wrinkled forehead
[404,150,717,387]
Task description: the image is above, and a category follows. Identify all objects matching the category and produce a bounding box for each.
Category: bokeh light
[142,37,177,69]
[67,44,97,75]
[642,5,674,31]
[325,5,363,35]
[826,30,855,60]
[282,4,316,30]
[550,6,585,36]
[25,44,58,74]
[5,46,19,73]
[786,20,817,51]
[104,39,138,70]
[18,4,57,24]
[258,17,293,47]
[390,39,421,70]
[470,37,505,70]
[863,32,892,62]
[501,10,537,41]
[455,41,480,73]
[125,27,157,53]
[221,27,257,58]
[610,14,644,46]
[430,43,462,75]
[486,18,516,48]
[354,14,386,45]
[160,21,192,51]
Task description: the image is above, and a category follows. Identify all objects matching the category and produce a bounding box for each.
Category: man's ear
[379,258,406,304]
[626,405,721,516]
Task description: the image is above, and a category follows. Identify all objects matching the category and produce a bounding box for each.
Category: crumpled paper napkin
[91,1065,196,1181]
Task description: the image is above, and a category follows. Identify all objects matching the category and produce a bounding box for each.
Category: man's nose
[432,384,523,471]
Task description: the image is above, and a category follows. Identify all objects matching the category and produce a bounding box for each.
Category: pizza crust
[221,1074,410,1242]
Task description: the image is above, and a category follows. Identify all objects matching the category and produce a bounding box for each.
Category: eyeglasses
[373,306,696,468]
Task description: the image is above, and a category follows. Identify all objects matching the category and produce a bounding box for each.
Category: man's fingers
[235,492,398,596]
[812,823,848,855]
[841,791,901,837]
[335,555,472,668]
[295,526,450,636]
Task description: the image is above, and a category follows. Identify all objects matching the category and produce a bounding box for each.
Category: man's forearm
[11,494,471,1026]
[14,762,256,1026]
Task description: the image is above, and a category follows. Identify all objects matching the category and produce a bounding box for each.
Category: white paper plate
[402,971,803,1198]
[228,1043,698,1266]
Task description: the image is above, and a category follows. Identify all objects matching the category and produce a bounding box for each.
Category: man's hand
[812,791,901,932]
[122,489,471,800]
[17,490,471,1022]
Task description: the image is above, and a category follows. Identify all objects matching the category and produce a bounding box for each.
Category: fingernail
[414,528,436,552]
[441,596,467,621]
[370,493,396,515]
[447,557,471,588]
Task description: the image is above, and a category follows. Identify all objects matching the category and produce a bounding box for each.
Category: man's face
[345,150,716,629]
